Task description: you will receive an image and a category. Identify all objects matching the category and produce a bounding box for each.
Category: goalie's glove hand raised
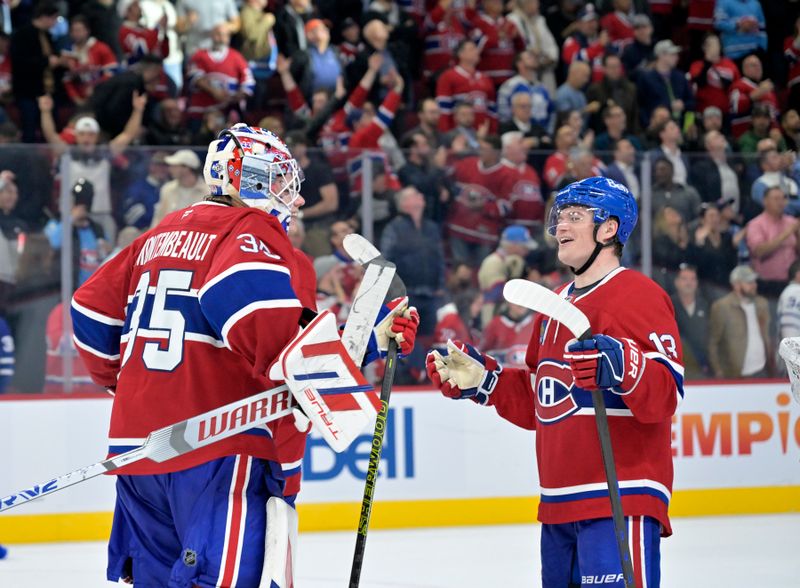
[425,339,501,405]
[364,296,420,364]
[564,334,644,393]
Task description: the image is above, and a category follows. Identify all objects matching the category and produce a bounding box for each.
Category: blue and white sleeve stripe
[198,262,301,348]
[70,299,123,360]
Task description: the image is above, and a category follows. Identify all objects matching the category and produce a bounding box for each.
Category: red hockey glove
[564,334,645,393]
[364,296,420,363]
[426,339,502,405]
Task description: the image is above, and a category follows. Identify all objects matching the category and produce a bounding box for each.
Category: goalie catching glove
[564,334,645,393]
[426,339,502,405]
[363,296,420,364]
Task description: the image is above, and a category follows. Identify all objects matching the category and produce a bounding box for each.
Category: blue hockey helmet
[548,176,638,244]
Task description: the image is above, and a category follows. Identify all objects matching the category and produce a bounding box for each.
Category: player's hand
[364,296,420,363]
[426,339,501,405]
[564,334,645,393]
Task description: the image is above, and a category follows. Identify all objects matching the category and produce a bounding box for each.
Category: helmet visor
[546,205,605,237]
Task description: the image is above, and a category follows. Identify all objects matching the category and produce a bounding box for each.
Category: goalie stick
[0,235,396,514]
[0,385,293,513]
[344,235,406,588]
[503,278,635,588]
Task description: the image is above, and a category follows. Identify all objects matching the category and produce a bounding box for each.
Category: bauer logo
[302,407,415,481]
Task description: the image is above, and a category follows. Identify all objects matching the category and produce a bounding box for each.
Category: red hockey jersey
[436,65,498,133]
[487,268,684,535]
[449,156,509,245]
[62,38,118,104]
[689,58,739,114]
[187,47,255,118]
[423,5,471,78]
[119,23,169,65]
[481,311,535,369]
[498,160,545,228]
[785,36,800,89]
[470,12,525,85]
[71,202,314,496]
[729,76,779,138]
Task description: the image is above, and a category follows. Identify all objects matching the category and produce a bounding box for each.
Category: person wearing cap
[289,18,342,102]
[688,33,740,117]
[560,3,607,83]
[150,149,206,227]
[690,129,740,205]
[709,264,772,378]
[620,13,654,82]
[38,90,148,242]
[44,178,110,287]
[636,38,694,128]
[728,54,779,140]
[477,224,536,327]
[745,186,800,298]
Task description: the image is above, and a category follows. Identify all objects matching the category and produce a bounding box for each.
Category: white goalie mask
[203,124,304,231]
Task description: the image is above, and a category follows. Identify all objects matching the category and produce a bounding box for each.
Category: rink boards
[0,382,798,543]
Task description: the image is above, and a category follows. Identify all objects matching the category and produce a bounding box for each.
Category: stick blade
[503,279,591,339]
[343,234,381,265]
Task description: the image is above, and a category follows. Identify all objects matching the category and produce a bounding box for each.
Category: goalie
[70,124,418,588]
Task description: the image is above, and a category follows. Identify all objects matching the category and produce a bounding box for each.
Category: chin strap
[570,225,617,276]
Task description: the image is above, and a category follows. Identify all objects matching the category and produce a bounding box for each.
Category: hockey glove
[564,334,645,393]
[425,339,502,405]
[363,296,420,364]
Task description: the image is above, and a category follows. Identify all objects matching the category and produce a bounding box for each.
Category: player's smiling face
[554,205,597,266]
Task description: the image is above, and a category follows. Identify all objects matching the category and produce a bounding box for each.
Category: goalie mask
[203,124,304,231]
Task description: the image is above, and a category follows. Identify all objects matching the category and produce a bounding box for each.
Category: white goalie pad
[778,337,800,404]
[260,496,298,588]
[269,310,380,452]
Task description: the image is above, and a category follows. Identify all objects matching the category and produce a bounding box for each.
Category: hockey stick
[0,239,397,514]
[346,237,406,588]
[503,279,635,588]
[0,385,293,512]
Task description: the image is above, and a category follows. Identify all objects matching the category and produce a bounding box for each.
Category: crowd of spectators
[0,0,799,390]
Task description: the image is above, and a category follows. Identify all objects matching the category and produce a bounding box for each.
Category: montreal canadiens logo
[535,360,578,424]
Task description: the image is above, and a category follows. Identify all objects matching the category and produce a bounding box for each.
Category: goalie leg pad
[260,496,298,588]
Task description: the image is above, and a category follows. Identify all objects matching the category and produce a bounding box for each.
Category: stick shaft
[348,339,399,588]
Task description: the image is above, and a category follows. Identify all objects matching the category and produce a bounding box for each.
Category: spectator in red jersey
[470,0,525,86]
[118,0,170,67]
[686,0,716,60]
[61,15,118,107]
[498,131,545,233]
[689,33,740,119]
[560,3,608,83]
[481,301,536,369]
[543,124,579,191]
[422,0,471,81]
[431,288,482,353]
[599,0,637,53]
[338,17,362,65]
[186,24,254,129]
[0,32,10,103]
[728,53,779,140]
[448,134,506,267]
[436,39,497,134]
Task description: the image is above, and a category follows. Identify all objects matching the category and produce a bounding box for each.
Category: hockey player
[427,176,684,587]
[71,124,418,587]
